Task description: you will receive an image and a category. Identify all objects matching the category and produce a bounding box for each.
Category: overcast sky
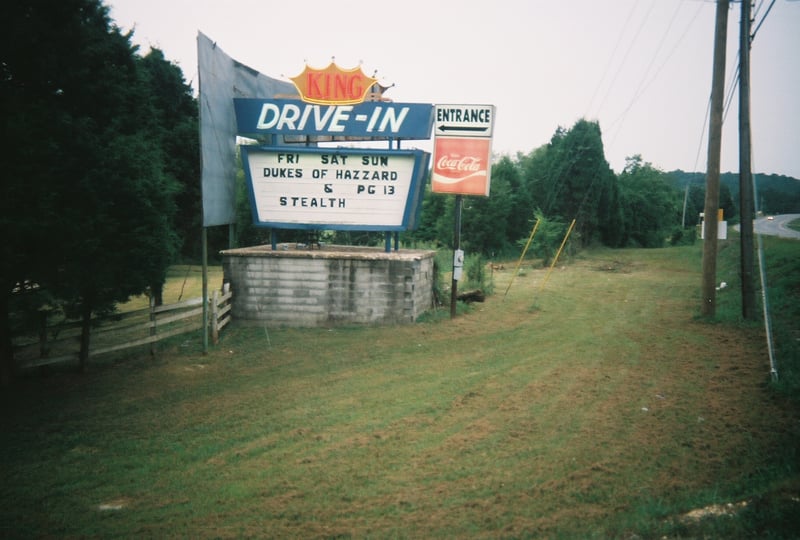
[108,0,800,178]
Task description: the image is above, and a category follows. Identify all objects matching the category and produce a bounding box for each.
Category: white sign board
[241,146,429,230]
[434,104,495,138]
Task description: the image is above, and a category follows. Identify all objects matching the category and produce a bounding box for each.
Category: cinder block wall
[221,245,435,327]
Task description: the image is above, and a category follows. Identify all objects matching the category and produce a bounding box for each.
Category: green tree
[235,159,271,247]
[138,48,201,266]
[686,184,706,226]
[0,0,180,379]
[526,211,573,267]
[461,157,518,257]
[408,187,455,249]
[403,183,446,247]
[496,155,534,248]
[617,155,681,247]
[667,170,739,224]
[598,171,624,247]
[519,120,617,246]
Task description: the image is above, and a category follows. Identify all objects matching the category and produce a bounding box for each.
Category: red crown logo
[290,63,378,105]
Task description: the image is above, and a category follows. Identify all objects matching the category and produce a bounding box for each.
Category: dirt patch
[593,259,638,273]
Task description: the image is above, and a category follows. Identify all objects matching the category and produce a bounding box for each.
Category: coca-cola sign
[436,155,483,176]
[431,136,493,196]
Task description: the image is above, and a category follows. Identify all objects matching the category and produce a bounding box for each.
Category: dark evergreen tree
[461,157,516,257]
[598,172,624,247]
[518,120,617,246]
[402,183,443,247]
[138,48,201,265]
[682,181,736,226]
[0,0,181,378]
[494,156,535,253]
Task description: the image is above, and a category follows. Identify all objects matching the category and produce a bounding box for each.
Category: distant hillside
[667,170,800,215]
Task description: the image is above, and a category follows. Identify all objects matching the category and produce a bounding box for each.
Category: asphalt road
[735,214,800,239]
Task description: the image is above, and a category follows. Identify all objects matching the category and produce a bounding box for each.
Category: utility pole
[701,0,729,317]
[739,0,757,320]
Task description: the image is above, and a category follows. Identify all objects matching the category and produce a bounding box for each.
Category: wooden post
[202,227,209,353]
[211,289,220,345]
[149,295,156,357]
[739,0,756,320]
[700,0,729,317]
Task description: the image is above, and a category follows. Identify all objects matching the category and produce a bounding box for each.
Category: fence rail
[14,285,232,369]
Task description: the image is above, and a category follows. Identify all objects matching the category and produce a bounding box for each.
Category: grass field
[2,240,799,538]
[121,265,225,312]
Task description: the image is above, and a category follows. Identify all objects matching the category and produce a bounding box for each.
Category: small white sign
[434,104,495,138]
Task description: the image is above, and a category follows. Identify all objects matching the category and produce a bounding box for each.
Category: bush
[669,226,697,246]
[462,253,494,294]
[430,249,494,306]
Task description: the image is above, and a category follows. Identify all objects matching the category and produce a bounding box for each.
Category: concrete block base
[221,244,436,327]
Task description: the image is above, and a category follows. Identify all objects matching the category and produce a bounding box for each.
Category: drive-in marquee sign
[233,62,496,231]
[234,98,433,139]
[241,147,430,231]
[234,62,435,232]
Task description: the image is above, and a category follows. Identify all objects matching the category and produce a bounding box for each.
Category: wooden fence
[14,285,232,370]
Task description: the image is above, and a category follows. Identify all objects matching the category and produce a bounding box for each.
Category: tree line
[406,126,800,260]
[405,121,691,259]
[3,0,797,384]
[1,0,199,382]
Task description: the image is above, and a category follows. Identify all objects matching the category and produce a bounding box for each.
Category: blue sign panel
[241,146,431,231]
[234,98,434,140]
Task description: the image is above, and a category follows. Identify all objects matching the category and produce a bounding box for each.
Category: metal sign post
[450,195,463,318]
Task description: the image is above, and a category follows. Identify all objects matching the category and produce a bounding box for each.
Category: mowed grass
[121,264,225,311]
[2,243,799,538]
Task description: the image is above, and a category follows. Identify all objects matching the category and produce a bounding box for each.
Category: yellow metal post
[538,219,576,293]
[504,219,540,298]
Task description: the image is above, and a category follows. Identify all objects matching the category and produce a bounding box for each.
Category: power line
[593,0,658,119]
[720,0,775,124]
[692,96,712,172]
[615,1,684,117]
[606,2,705,147]
[584,1,639,118]
[701,0,777,169]
[722,56,741,123]
[752,0,777,41]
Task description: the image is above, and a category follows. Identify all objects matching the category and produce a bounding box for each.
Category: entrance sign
[435,104,495,137]
[241,146,430,231]
[431,104,495,196]
[234,98,434,139]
